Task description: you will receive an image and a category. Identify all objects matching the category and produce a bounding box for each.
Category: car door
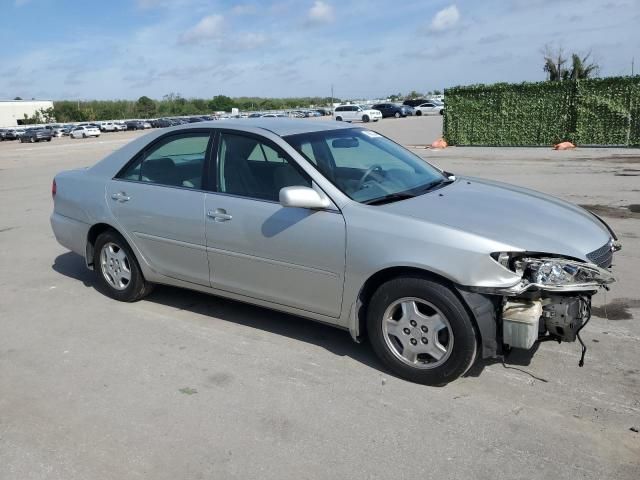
[106,131,213,286]
[204,130,346,318]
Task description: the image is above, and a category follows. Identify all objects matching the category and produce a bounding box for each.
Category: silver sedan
[50,119,620,385]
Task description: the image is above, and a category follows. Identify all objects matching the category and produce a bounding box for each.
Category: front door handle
[111,192,131,202]
[207,209,232,222]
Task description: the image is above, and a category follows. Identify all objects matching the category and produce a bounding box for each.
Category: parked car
[371,103,410,118]
[316,108,332,116]
[402,98,429,108]
[0,129,7,140]
[52,127,68,137]
[3,129,21,140]
[20,127,53,143]
[154,118,174,128]
[49,118,621,385]
[125,120,146,130]
[248,113,263,118]
[187,117,204,123]
[70,126,101,139]
[100,122,123,132]
[334,105,382,123]
[415,102,444,116]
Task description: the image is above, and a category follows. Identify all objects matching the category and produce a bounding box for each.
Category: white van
[334,105,382,123]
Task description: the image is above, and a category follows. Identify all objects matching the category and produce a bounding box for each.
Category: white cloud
[307,1,334,25]
[179,14,224,44]
[430,5,460,32]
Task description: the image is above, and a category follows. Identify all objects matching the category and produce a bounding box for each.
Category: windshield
[284,128,447,204]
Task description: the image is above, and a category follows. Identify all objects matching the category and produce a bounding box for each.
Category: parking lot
[1,116,638,479]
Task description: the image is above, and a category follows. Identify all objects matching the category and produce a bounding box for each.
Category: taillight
[52,179,56,198]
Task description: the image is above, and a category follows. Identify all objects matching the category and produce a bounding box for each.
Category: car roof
[168,118,354,137]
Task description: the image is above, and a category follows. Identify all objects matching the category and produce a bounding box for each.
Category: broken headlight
[518,257,615,289]
[491,253,615,291]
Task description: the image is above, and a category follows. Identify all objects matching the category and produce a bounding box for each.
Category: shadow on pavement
[52,251,384,374]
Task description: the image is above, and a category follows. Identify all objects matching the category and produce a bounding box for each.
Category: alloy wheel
[382,297,453,369]
[100,242,131,291]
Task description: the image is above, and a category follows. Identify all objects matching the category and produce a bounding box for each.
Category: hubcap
[382,297,453,369]
[100,242,131,291]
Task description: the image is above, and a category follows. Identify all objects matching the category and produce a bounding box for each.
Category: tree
[14,96,22,100]
[433,89,442,95]
[568,52,599,80]
[407,90,422,99]
[208,95,235,112]
[543,46,599,81]
[136,95,156,118]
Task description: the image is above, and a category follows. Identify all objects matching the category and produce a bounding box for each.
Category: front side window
[285,128,447,204]
[217,133,310,202]
[118,133,210,189]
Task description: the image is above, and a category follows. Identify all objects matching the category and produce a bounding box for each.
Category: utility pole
[330,84,334,107]
[632,57,635,76]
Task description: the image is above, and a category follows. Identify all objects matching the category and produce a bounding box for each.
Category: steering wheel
[356,164,383,191]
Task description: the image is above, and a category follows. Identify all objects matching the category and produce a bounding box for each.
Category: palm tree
[543,46,567,81]
[568,52,599,80]
[543,46,599,81]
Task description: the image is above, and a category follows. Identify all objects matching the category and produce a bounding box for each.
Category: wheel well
[356,267,482,345]
[86,223,118,268]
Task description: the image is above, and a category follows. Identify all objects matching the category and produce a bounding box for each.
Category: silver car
[50,119,620,385]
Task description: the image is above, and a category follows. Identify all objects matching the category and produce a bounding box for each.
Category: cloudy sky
[1,0,638,100]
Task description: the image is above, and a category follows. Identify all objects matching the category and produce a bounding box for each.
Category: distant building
[0,100,54,127]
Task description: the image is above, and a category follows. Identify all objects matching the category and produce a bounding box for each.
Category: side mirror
[279,186,331,209]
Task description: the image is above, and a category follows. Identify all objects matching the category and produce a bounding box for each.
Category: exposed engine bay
[501,294,593,365]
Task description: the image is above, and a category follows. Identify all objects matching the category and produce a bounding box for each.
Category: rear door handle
[207,209,232,222]
[111,192,131,202]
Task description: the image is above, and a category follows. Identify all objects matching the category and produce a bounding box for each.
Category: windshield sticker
[362,131,382,138]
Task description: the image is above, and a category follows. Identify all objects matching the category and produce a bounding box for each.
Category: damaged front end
[473,244,620,365]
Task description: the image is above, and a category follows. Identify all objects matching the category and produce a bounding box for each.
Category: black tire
[30,137,35,143]
[363,115,370,123]
[47,138,52,142]
[336,116,343,121]
[367,276,478,386]
[83,133,87,138]
[416,110,422,116]
[394,112,401,118]
[440,110,444,116]
[93,230,153,302]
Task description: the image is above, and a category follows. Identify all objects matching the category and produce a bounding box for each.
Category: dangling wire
[576,296,591,367]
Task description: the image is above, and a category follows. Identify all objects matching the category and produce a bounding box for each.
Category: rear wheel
[439,110,444,116]
[367,277,478,385]
[93,230,153,302]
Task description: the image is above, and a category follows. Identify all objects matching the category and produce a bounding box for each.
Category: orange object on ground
[554,141,576,150]
[431,138,448,149]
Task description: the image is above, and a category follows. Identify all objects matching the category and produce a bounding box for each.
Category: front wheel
[367,277,478,385]
[362,115,370,123]
[416,110,422,116]
[94,230,153,302]
[394,112,401,118]
[336,116,343,121]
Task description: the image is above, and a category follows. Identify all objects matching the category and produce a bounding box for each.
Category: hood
[380,177,612,261]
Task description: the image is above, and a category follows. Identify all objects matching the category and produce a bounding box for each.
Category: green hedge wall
[443,76,640,146]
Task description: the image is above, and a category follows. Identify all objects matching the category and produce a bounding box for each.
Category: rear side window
[117,133,210,189]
